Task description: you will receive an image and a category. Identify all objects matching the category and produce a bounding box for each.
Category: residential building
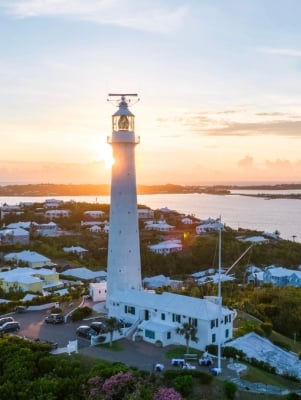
[0,227,29,245]
[108,290,234,350]
[84,210,105,218]
[4,250,52,268]
[45,209,70,219]
[148,239,183,255]
[138,209,154,219]
[0,267,60,293]
[63,246,88,257]
[144,220,175,232]
[63,267,107,281]
[263,266,301,288]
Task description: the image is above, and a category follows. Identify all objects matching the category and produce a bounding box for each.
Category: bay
[0,192,300,243]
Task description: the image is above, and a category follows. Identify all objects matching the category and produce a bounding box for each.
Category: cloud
[237,155,254,169]
[257,47,301,57]
[180,112,301,137]
[0,0,188,33]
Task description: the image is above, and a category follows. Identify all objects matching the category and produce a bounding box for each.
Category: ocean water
[0,191,300,243]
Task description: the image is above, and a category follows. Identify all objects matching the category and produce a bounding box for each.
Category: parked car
[76,325,98,339]
[45,313,64,324]
[171,358,185,367]
[153,363,165,372]
[0,316,14,326]
[0,321,20,333]
[15,306,27,313]
[90,321,107,334]
[198,356,213,366]
[182,362,196,370]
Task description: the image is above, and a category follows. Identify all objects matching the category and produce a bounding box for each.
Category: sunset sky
[1,0,301,185]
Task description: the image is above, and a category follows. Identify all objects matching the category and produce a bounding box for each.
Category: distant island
[0,183,301,197]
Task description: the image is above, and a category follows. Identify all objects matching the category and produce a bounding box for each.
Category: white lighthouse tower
[106,94,142,307]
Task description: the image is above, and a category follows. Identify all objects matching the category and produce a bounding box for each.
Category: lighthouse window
[212,334,216,343]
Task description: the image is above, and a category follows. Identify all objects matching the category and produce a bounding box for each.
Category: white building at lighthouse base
[107,289,234,351]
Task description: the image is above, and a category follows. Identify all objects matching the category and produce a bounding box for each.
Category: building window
[189,317,198,328]
[145,330,155,339]
[125,305,135,315]
[225,315,228,324]
[172,314,181,323]
[161,313,165,321]
[167,332,171,340]
[212,333,216,343]
[225,329,229,338]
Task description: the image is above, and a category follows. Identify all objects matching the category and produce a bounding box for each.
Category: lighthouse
[106,94,142,307]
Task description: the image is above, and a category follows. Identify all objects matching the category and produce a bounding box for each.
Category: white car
[182,362,196,370]
[154,363,164,372]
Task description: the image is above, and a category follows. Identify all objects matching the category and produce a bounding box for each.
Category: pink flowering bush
[153,387,183,400]
[101,371,135,399]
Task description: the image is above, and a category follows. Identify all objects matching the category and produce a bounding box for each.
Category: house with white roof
[4,250,52,268]
[148,239,183,255]
[89,281,107,301]
[84,210,105,219]
[143,275,183,290]
[0,227,30,245]
[88,225,102,233]
[263,266,301,288]
[196,219,224,234]
[45,209,70,219]
[144,220,175,232]
[1,204,23,219]
[0,267,60,293]
[63,246,88,257]
[108,290,234,350]
[63,267,107,281]
[6,221,36,230]
[44,199,63,208]
[36,221,58,236]
[138,209,154,219]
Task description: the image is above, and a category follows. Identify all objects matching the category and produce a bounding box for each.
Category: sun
[96,140,114,168]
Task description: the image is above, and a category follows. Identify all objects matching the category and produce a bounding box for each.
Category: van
[0,321,20,333]
[0,316,14,326]
[45,313,64,324]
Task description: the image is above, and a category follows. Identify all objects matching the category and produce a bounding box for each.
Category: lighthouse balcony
[107,133,140,144]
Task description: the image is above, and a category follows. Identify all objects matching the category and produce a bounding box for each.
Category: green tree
[105,317,122,347]
[176,322,198,354]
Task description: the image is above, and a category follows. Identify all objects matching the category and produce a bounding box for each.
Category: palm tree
[176,322,198,354]
[105,317,122,347]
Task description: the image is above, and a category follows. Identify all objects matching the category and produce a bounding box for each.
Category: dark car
[0,316,15,326]
[76,325,98,339]
[0,321,20,333]
[90,321,107,334]
[45,313,64,324]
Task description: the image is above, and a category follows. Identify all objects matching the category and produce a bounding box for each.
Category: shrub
[224,380,237,400]
[172,375,193,397]
[70,306,92,321]
[163,369,212,384]
[153,387,182,400]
